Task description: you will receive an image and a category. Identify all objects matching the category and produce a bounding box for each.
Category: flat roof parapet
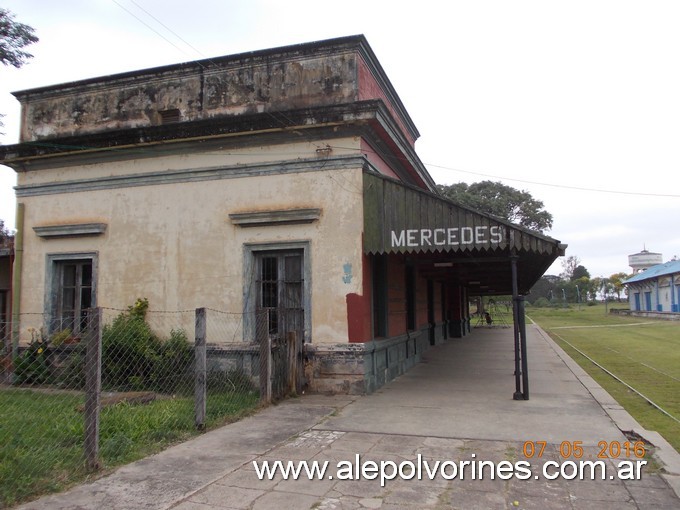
[12,35,419,145]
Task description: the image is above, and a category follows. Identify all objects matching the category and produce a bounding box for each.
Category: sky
[1,0,679,278]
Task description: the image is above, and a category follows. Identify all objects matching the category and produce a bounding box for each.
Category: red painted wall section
[346,253,373,343]
[415,274,429,329]
[357,55,416,147]
[360,139,400,179]
[349,255,451,343]
[387,255,407,337]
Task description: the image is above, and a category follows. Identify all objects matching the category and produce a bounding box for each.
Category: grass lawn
[0,387,259,507]
[526,304,680,455]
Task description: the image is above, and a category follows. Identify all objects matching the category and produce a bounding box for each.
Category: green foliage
[571,265,590,281]
[609,272,630,300]
[0,387,259,507]
[151,329,193,394]
[0,8,38,133]
[57,346,85,390]
[0,8,39,68]
[0,390,85,507]
[437,180,553,232]
[531,297,552,308]
[207,368,257,393]
[13,329,52,385]
[102,299,191,393]
[102,309,157,390]
[49,328,72,348]
[528,305,680,454]
[0,218,12,241]
[127,297,149,320]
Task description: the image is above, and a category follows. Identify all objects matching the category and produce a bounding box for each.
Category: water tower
[628,248,663,274]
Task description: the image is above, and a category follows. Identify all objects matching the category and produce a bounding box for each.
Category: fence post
[296,332,304,393]
[84,307,102,471]
[286,331,297,395]
[258,311,271,404]
[195,307,207,430]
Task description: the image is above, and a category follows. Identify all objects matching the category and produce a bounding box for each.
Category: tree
[1,8,38,131]
[560,255,581,280]
[0,8,38,68]
[437,181,553,232]
[571,265,590,281]
[0,219,11,240]
[585,278,601,303]
[599,277,613,302]
[528,276,558,304]
[572,276,590,302]
[609,272,630,302]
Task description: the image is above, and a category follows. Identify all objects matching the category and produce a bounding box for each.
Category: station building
[624,259,680,314]
[0,35,565,394]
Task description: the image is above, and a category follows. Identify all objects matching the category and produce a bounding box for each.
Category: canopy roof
[363,172,566,295]
[623,260,680,285]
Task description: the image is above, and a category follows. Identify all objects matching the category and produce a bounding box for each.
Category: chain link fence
[0,303,302,507]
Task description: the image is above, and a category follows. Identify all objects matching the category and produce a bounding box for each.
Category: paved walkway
[16,324,680,509]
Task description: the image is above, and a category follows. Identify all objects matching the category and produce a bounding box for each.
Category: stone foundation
[305,322,449,395]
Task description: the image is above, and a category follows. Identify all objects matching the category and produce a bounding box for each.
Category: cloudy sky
[1,0,679,278]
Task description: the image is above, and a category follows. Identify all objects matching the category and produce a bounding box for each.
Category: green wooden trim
[362,171,562,256]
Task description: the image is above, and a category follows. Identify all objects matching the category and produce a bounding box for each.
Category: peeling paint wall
[16,141,366,345]
[17,53,360,142]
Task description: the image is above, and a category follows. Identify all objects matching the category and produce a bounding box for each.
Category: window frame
[243,242,311,343]
[45,252,98,334]
[255,250,304,339]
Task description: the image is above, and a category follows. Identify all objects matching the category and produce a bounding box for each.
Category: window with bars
[256,250,304,340]
[47,254,97,335]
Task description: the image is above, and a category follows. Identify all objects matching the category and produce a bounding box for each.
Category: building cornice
[5,100,434,192]
[15,155,377,197]
[10,35,420,147]
[1,101,386,165]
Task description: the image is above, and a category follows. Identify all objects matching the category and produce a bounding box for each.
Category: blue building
[623,259,680,313]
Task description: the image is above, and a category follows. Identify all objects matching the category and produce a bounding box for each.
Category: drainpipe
[11,203,24,369]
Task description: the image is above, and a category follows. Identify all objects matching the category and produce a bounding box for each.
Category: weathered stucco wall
[16,140,357,186]
[16,139,366,345]
[17,50,360,142]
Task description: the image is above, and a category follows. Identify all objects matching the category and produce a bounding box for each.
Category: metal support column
[510,255,523,400]
[518,295,529,400]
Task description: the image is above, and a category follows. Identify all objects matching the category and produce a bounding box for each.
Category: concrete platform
[15,324,680,509]
[316,324,626,445]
